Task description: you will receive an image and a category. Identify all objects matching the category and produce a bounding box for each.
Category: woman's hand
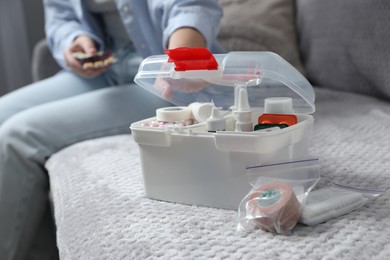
[64,35,109,78]
[156,28,210,99]
[155,77,210,100]
[168,27,206,49]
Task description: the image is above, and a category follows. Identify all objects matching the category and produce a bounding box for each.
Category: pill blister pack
[73,51,117,69]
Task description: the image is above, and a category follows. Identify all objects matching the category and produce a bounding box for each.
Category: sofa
[36,0,390,259]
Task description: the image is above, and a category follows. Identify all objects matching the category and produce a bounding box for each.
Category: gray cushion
[46,88,390,259]
[296,0,390,100]
[218,0,305,73]
[31,39,61,82]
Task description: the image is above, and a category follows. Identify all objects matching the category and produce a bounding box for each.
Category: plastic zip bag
[299,182,386,225]
[237,158,320,233]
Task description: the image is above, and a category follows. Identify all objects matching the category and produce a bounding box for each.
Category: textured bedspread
[46,88,390,260]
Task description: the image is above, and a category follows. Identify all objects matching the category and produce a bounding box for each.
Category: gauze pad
[300,187,367,225]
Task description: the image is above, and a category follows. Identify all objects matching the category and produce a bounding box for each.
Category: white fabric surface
[46,88,390,260]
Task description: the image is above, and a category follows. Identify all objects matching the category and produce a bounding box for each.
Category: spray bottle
[234,86,253,132]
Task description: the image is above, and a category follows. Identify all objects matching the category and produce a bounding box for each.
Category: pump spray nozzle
[234,86,253,132]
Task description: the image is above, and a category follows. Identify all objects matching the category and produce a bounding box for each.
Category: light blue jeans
[0,45,171,260]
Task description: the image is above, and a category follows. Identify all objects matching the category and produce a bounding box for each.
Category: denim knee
[0,111,54,165]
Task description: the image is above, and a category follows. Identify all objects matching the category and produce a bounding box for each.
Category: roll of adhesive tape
[246,182,300,233]
[156,106,192,122]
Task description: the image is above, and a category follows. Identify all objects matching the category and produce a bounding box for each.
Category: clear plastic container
[134,50,314,113]
[130,49,315,210]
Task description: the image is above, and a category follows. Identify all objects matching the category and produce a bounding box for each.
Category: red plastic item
[258,114,298,126]
[164,47,218,71]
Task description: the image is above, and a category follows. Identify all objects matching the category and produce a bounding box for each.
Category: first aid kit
[130,48,315,210]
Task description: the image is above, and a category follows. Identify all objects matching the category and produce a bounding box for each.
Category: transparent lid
[134,49,315,114]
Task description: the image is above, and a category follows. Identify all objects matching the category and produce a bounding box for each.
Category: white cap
[206,107,226,132]
[264,97,294,114]
[235,87,253,132]
[237,87,251,111]
[189,102,214,122]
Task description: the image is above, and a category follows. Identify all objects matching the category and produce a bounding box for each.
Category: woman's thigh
[0,83,172,158]
[0,71,112,124]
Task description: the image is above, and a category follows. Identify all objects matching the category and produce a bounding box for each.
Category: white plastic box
[130,50,315,210]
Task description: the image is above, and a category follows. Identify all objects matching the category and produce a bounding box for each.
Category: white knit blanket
[46,88,390,260]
